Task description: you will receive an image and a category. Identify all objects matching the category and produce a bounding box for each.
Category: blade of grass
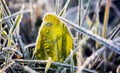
[77,0,92,49]
[108,25,120,61]
[102,0,111,72]
[23,66,37,73]
[2,5,24,49]
[81,0,92,26]
[1,0,25,58]
[95,0,102,48]
[44,57,52,73]
[76,0,82,42]
[102,0,111,38]
[59,17,120,54]
[55,0,60,14]
[78,0,82,26]
[1,0,13,27]
[32,67,56,71]
[13,59,96,73]
[0,7,1,18]
[58,0,71,16]
[7,37,12,48]
[70,49,74,73]
[0,3,2,48]
[0,24,7,32]
[86,16,93,27]
[76,22,96,73]
[9,10,23,34]
[0,9,32,24]
[76,1,83,72]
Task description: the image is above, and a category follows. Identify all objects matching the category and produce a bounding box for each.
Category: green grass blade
[9,6,24,35]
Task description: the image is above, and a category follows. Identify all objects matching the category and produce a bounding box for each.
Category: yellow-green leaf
[34,13,73,62]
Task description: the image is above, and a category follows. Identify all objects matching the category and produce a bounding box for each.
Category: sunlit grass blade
[9,5,24,34]
[58,0,71,16]
[1,30,7,38]
[0,4,2,23]
[45,57,52,73]
[102,0,111,38]
[1,0,13,27]
[86,16,93,27]
[0,3,2,50]
[1,30,15,46]
[95,16,100,48]
[0,4,2,29]
[7,37,12,48]
[9,12,23,34]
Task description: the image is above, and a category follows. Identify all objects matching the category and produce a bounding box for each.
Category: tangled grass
[0,0,120,73]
